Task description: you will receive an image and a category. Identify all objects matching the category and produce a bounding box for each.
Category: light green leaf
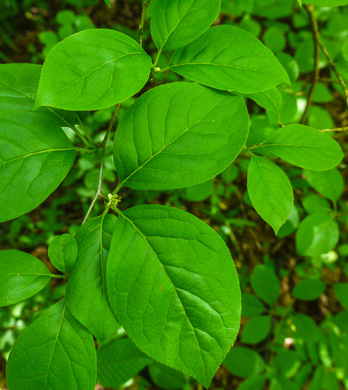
[247,155,293,234]
[224,347,265,378]
[48,234,78,274]
[168,26,290,94]
[0,250,52,307]
[296,214,339,256]
[150,0,221,51]
[35,29,152,111]
[242,293,265,318]
[7,300,97,390]
[149,362,187,390]
[302,195,331,214]
[66,214,119,342]
[114,82,249,190]
[97,337,151,388]
[243,87,283,115]
[304,168,344,201]
[292,279,325,301]
[0,111,76,223]
[106,205,241,387]
[333,283,348,310]
[241,316,271,344]
[104,0,111,6]
[251,265,280,306]
[256,125,343,171]
[304,0,348,6]
[297,0,303,7]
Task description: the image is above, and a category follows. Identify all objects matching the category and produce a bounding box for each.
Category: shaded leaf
[48,234,78,274]
[251,265,280,306]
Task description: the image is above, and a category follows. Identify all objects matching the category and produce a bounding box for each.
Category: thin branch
[301,5,320,124]
[320,126,348,133]
[82,104,120,225]
[139,0,151,47]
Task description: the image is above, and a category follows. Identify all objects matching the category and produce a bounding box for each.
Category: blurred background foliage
[0,0,348,389]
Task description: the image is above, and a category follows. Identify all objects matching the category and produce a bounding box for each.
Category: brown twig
[301,5,320,124]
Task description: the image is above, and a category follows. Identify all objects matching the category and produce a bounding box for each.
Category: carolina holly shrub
[0,0,347,389]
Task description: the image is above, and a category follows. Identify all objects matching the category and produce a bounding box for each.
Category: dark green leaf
[251,265,280,306]
[48,234,78,274]
[241,316,271,344]
[7,300,97,390]
[292,279,325,301]
[35,30,152,111]
[333,283,348,310]
[242,293,265,318]
[224,347,265,378]
[66,215,119,342]
[0,250,51,307]
[150,0,221,51]
[247,155,293,234]
[97,337,150,388]
[292,314,319,343]
[114,82,249,190]
[106,205,241,387]
[169,26,290,94]
[304,0,348,5]
[149,362,187,390]
[258,125,343,171]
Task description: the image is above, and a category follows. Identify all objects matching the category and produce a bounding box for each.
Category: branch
[139,0,151,47]
[301,5,320,124]
[82,104,120,224]
[320,126,348,133]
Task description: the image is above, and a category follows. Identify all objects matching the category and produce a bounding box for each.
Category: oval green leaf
[48,234,78,274]
[106,205,241,387]
[247,155,293,234]
[304,168,344,201]
[251,265,280,306]
[292,279,325,301]
[0,250,52,307]
[296,213,339,257]
[114,82,249,190]
[7,300,97,390]
[241,316,271,344]
[35,29,152,111]
[66,214,119,342]
[150,0,221,51]
[0,111,76,222]
[97,337,151,389]
[333,283,348,310]
[256,124,343,171]
[224,347,265,378]
[169,26,290,94]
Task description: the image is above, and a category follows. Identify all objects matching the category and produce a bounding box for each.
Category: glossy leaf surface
[35,29,152,111]
[150,0,221,51]
[48,234,78,274]
[106,205,241,387]
[258,124,343,171]
[247,155,293,234]
[66,215,119,342]
[7,300,97,390]
[169,26,290,94]
[114,82,249,190]
[0,250,51,307]
[97,337,150,388]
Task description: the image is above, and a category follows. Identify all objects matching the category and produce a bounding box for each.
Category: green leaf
[302,195,331,214]
[7,300,97,390]
[241,316,271,344]
[304,0,348,6]
[242,293,265,318]
[244,87,283,115]
[256,125,343,171]
[224,347,265,378]
[296,214,339,256]
[149,362,187,390]
[104,0,111,6]
[0,111,76,222]
[169,26,290,94]
[114,82,249,190]
[66,214,119,342]
[247,155,293,234]
[292,279,325,301]
[292,314,319,343]
[97,337,151,388]
[150,0,221,51]
[48,234,78,274]
[333,283,348,310]
[251,265,280,306]
[106,205,241,387]
[304,169,344,201]
[239,375,267,390]
[0,250,52,307]
[35,30,152,111]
